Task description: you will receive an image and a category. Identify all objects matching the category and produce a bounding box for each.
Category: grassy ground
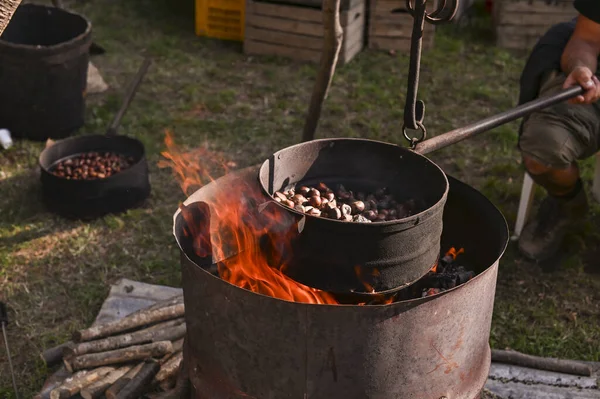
[1,0,600,396]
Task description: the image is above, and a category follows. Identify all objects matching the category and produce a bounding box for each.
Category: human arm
[561,14,600,104]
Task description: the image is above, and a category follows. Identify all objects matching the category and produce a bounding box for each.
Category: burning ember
[162,132,476,305]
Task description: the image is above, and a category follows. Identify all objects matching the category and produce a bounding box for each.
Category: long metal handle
[413,85,584,155]
[105,58,152,136]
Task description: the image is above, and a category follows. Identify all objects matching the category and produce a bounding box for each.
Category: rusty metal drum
[173,167,508,399]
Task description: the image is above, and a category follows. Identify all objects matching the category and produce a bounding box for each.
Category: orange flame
[445,247,465,261]
[430,261,438,274]
[163,131,338,305]
[158,131,234,195]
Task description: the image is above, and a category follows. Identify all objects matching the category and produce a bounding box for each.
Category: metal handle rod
[413,85,584,155]
[105,57,152,136]
[2,323,19,399]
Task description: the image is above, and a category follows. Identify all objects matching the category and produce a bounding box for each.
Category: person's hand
[563,66,600,104]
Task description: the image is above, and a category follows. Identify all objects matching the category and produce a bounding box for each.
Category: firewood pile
[37,295,187,399]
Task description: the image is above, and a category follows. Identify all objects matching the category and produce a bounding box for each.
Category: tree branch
[301,0,343,142]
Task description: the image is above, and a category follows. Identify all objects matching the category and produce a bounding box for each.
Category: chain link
[403,122,427,149]
[402,0,459,146]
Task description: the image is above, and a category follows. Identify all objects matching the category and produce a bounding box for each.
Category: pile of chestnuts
[273,182,417,222]
[51,152,134,180]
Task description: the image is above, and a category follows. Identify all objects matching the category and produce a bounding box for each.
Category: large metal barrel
[0,4,92,141]
[173,166,509,399]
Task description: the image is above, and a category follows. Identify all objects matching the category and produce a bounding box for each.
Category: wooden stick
[159,338,184,365]
[156,351,183,383]
[40,341,74,367]
[80,365,132,399]
[66,320,186,357]
[0,0,22,36]
[128,296,183,319]
[105,362,144,399]
[113,360,160,399]
[491,349,592,377]
[301,0,343,142]
[73,303,185,342]
[65,341,173,372]
[49,366,114,399]
[143,317,185,334]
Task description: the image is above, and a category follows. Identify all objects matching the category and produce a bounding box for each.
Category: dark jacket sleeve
[517,19,577,106]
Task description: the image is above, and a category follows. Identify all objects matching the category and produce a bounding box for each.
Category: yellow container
[195,0,245,41]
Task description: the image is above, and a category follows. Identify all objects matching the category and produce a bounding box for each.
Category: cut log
[34,366,71,399]
[156,351,183,383]
[38,369,85,399]
[491,349,592,377]
[171,338,184,353]
[66,320,185,357]
[301,0,343,142]
[114,360,160,399]
[73,303,185,342]
[105,362,144,399]
[49,367,114,399]
[0,0,22,36]
[132,295,183,316]
[160,338,184,365]
[80,365,132,399]
[144,317,185,334]
[41,341,74,367]
[65,341,173,372]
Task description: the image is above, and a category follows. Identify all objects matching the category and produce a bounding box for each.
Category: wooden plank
[253,0,362,11]
[370,12,438,25]
[496,24,549,37]
[245,26,324,49]
[496,0,575,14]
[341,34,364,63]
[370,0,438,15]
[248,0,363,26]
[495,10,577,26]
[245,19,363,52]
[244,39,321,62]
[343,20,365,51]
[370,22,415,38]
[247,14,323,36]
[344,3,365,27]
[370,19,434,37]
[244,38,362,65]
[368,35,434,51]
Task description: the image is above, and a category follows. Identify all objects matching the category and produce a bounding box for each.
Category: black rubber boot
[518,183,588,262]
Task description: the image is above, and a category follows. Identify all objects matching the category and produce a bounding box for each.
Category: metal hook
[402,0,459,146]
[405,0,460,25]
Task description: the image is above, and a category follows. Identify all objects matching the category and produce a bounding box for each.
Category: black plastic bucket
[0,4,92,141]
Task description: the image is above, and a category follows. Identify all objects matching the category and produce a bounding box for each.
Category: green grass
[1,0,599,396]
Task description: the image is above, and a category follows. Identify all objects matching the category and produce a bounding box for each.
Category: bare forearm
[561,38,598,75]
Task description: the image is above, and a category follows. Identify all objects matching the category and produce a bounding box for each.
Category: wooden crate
[493,0,577,51]
[243,0,366,65]
[368,0,437,52]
